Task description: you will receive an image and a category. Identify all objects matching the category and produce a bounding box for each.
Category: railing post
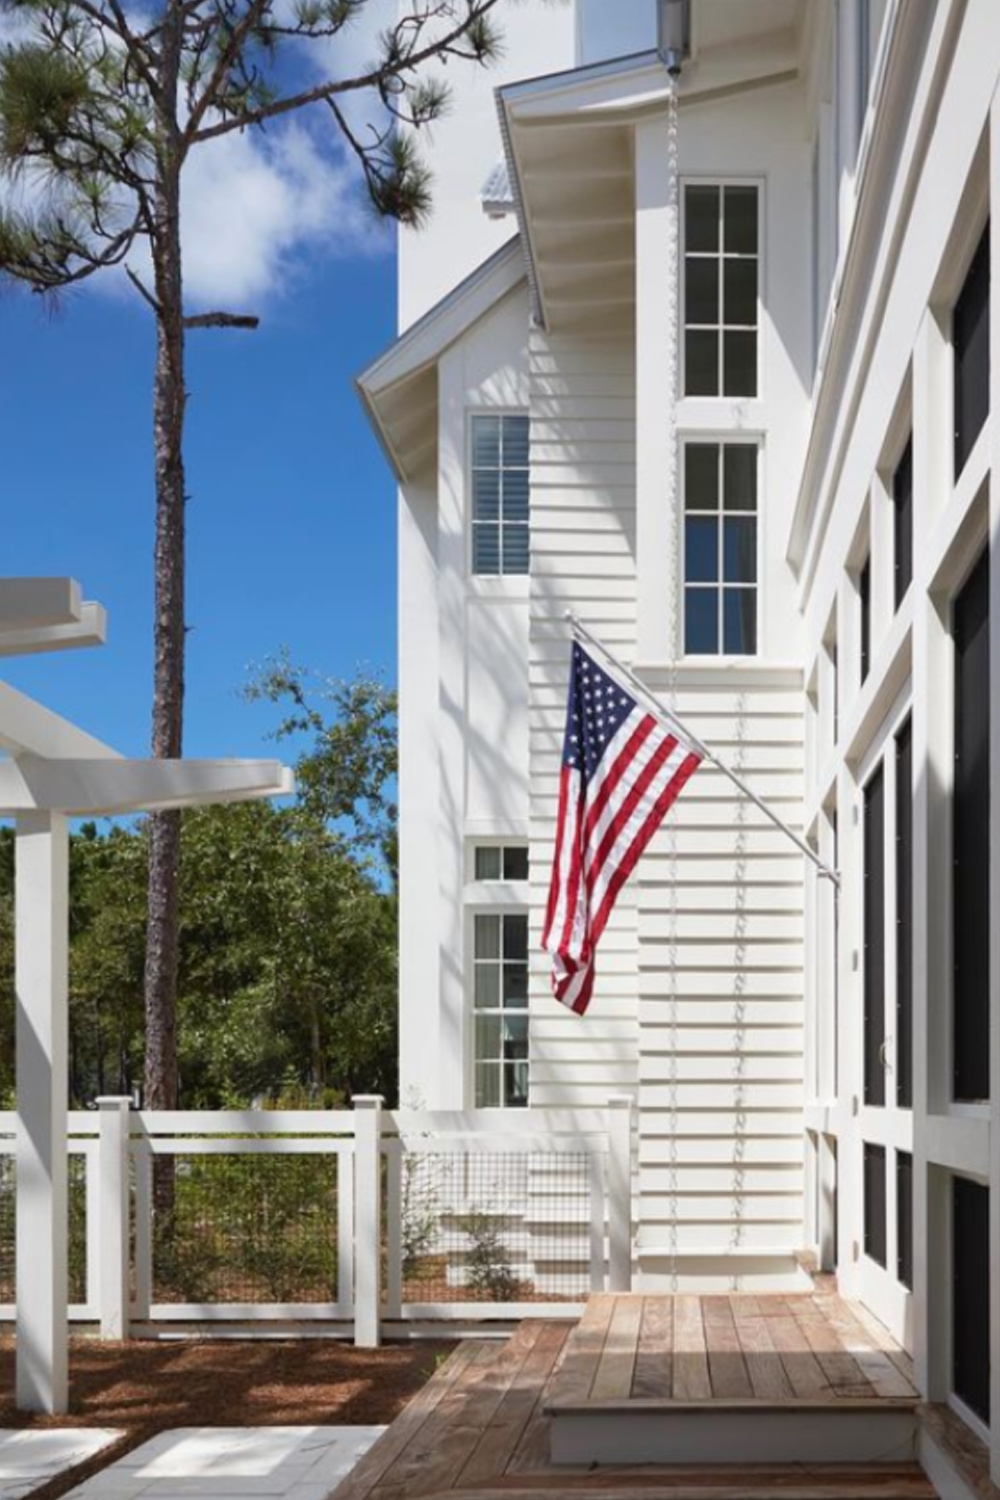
[607,1095,633,1292]
[353,1095,383,1347]
[95,1097,132,1340]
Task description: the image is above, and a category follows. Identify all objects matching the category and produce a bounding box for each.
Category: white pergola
[0,577,292,1414]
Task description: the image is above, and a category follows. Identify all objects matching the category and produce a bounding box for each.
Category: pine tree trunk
[144,7,185,1190]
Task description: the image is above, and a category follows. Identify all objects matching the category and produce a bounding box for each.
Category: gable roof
[356,237,526,485]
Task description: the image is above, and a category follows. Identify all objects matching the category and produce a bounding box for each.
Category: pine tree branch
[183,310,259,328]
[181,0,270,147]
[188,0,501,145]
[125,263,160,312]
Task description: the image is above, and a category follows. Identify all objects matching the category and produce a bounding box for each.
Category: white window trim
[680,435,763,661]
[680,176,765,403]
[466,408,531,583]
[465,903,530,1109]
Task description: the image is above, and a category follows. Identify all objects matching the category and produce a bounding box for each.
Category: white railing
[0,1095,633,1343]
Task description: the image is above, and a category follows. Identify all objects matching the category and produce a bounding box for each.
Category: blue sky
[0,235,398,763]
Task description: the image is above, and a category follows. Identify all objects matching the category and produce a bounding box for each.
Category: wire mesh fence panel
[151,1151,340,1304]
[397,1149,592,1304]
[0,1151,88,1305]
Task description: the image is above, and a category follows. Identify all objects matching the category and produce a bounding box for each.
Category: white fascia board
[0,578,83,631]
[356,237,526,485]
[0,756,294,815]
[0,680,120,761]
[0,603,108,659]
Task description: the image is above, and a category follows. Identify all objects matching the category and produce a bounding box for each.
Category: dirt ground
[0,1334,457,1500]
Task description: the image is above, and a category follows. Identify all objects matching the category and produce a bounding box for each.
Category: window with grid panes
[683,441,758,655]
[473,912,528,1107]
[474,845,529,881]
[471,414,530,575]
[684,184,759,397]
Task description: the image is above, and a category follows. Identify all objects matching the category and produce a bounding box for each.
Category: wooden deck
[332,1294,936,1500]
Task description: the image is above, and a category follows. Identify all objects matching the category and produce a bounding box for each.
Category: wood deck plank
[702,1296,754,1398]
[632,1296,674,1399]
[368,1328,541,1500]
[730,1306,796,1401]
[811,1295,917,1398]
[591,1295,644,1401]
[672,1295,712,1401]
[766,1314,834,1398]
[329,1341,490,1500]
[459,1321,569,1487]
[548,1293,616,1404]
[788,1301,878,1399]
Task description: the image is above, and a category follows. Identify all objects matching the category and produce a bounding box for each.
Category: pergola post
[14,810,69,1414]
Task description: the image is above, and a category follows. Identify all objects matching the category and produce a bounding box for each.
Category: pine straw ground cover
[0,1334,457,1500]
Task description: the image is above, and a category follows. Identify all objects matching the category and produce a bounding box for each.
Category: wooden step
[422,1465,938,1499]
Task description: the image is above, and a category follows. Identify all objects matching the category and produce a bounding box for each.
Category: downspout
[657,0,691,76]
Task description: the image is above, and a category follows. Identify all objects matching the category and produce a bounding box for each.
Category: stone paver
[0,1429,120,1499]
[65,1427,385,1500]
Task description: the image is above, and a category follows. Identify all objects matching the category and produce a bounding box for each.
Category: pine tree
[0,0,502,1120]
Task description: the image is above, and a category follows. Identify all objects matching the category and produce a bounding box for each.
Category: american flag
[542,641,703,1015]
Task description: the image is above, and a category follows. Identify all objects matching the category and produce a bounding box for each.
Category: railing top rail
[134,1109,356,1135]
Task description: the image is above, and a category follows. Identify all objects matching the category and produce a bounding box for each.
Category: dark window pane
[686,258,719,325]
[473,469,500,521]
[895,718,913,1109]
[474,964,499,1008]
[686,444,719,509]
[723,330,757,396]
[863,1142,887,1267]
[502,524,529,575]
[685,517,719,583]
[686,589,718,654]
[723,589,757,655]
[724,445,757,511]
[686,330,719,395]
[473,523,500,575]
[503,962,528,1006]
[475,913,500,960]
[860,557,871,684]
[724,517,757,583]
[471,416,500,466]
[724,186,758,255]
[953,549,990,1101]
[475,846,501,880]
[503,846,529,881]
[896,1152,913,1289]
[864,764,886,1107]
[685,185,720,252]
[502,415,530,466]
[893,438,913,610]
[504,1059,529,1107]
[475,1063,500,1107]
[502,1015,529,1058]
[503,914,528,961]
[953,1176,990,1421]
[954,224,990,478]
[724,258,757,326]
[502,468,530,522]
[475,1014,500,1060]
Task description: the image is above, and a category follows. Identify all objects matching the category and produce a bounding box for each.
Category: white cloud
[178,122,389,309]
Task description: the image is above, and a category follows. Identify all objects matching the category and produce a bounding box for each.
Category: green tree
[0,0,502,1120]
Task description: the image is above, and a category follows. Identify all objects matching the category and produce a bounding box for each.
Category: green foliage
[463,1209,520,1301]
[0,663,399,1108]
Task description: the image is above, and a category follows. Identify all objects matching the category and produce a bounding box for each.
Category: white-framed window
[682,439,759,655]
[473,844,529,881]
[683,182,760,398]
[470,413,530,575]
[472,912,529,1107]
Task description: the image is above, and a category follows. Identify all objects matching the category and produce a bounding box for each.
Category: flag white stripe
[587,737,693,918]
[546,766,580,956]
[583,718,674,879]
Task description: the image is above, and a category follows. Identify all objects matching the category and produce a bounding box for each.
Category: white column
[95,1097,131,1340]
[635,114,675,666]
[15,811,69,1414]
[353,1096,383,1348]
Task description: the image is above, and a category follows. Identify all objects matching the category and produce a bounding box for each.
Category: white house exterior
[359,0,1000,1483]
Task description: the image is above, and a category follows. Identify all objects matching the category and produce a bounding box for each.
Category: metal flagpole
[565,610,840,887]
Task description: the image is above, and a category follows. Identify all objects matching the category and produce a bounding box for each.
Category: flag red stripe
[585,732,677,889]
[580,713,656,851]
[541,763,573,949]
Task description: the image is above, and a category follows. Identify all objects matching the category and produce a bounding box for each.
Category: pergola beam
[0,682,120,762]
[0,603,107,659]
[0,578,82,632]
[0,756,293,815]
